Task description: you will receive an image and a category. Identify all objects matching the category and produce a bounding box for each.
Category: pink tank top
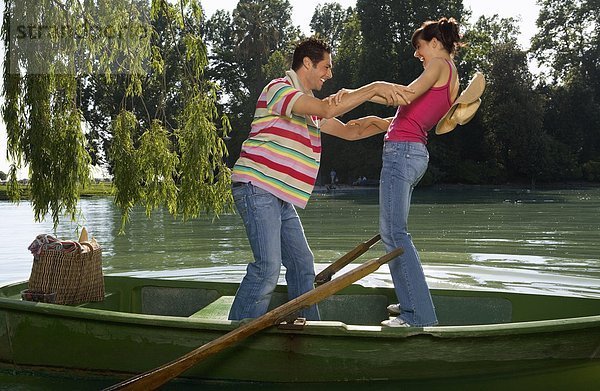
[385,60,454,144]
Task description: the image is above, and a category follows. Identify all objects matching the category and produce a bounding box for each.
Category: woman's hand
[346,116,390,138]
[326,88,353,106]
[347,116,375,129]
[327,82,414,107]
[374,82,414,106]
[348,116,389,131]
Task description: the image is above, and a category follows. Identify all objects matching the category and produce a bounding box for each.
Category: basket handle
[80,241,95,254]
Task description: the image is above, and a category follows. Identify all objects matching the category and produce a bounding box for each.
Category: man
[229,37,412,320]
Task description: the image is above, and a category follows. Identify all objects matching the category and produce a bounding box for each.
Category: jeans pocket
[405,144,429,160]
[383,142,398,157]
[405,153,428,184]
[247,189,276,214]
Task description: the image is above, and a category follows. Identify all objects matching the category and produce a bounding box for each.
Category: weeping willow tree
[2,0,231,228]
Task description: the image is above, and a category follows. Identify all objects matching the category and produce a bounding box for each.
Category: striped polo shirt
[231,70,321,208]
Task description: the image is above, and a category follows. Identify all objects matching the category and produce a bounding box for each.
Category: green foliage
[582,161,600,181]
[177,85,232,220]
[204,0,599,187]
[205,0,301,159]
[333,10,363,87]
[540,72,600,165]
[460,15,521,76]
[531,0,599,83]
[309,2,353,51]
[2,0,232,228]
[110,110,142,228]
[262,51,289,81]
[137,120,179,216]
[4,0,599,231]
[531,0,600,180]
[452,160,485,184]
[2,0,93,227]
[356,0,466,86]
[481,39,547,183]
[320,0,469,182]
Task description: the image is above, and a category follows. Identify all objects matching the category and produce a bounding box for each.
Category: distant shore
[314,181,600,193]
[0,182,113,200]
[2,181,598,201]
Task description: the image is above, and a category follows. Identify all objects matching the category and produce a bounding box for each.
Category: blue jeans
[228,183,320,321]
[379,142,438,326]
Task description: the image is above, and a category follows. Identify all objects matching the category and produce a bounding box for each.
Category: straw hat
[436,72,486,135]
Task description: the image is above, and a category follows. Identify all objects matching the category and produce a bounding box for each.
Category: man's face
[306,53,333,91]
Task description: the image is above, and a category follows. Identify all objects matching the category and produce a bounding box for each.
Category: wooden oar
[314,233,381,285]
[103,246,403,391]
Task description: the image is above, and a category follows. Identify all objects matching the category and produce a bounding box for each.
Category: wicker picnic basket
[26,232,104,305]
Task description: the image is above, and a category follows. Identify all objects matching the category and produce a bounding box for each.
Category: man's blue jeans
[228,183,320,321]
[379,141,438,327]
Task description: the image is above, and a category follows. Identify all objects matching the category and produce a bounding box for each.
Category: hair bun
[439,17,460,45]
[411,16,463,55]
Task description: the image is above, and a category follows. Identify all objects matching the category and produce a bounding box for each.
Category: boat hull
[1,276,600,385]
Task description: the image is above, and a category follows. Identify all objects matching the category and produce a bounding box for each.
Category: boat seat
[141,286,221,316]
[189,296,235,320]
[434,295,513,325]
[71,292,122,311]
[319,294,389,324]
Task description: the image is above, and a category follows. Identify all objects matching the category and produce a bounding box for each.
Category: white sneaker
[381,317,411,327]
[386,303,401,315]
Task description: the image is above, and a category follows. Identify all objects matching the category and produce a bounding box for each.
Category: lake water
[1,185,599,389]
[2,185,599,296]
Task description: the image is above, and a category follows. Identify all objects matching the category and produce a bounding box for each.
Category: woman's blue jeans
[228,183,320,321]
[379,141,438,327]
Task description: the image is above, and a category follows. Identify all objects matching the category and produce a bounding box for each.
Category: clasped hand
[346,116,388,135]
[326,82,414,107]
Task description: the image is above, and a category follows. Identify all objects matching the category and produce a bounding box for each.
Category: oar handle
[314,233,381,285]
[103,246,402,391]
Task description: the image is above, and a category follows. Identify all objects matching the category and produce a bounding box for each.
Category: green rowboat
[1,276,600,387]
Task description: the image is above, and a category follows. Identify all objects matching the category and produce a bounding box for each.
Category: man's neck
[287,69,312,95]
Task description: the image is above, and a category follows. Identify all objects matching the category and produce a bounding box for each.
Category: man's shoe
[381,317,411,327]
[386,303,401,315]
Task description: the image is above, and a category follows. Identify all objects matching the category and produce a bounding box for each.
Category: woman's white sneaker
[386,303,401,315]
[381,317,411,327]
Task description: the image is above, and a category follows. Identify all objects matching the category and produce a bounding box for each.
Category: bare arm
[370,58,450,106]
[292,82,413,119]
[320,116,391,141]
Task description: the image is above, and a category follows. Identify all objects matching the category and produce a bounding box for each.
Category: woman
[346,17,463,327]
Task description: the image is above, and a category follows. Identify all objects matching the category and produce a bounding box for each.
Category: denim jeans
[379,141,438,326]
[228,183,320,321]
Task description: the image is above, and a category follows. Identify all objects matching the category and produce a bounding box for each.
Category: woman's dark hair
[411,17,463,55]
[292,37,332,71]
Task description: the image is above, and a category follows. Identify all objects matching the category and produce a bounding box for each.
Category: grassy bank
[0,182,113,200]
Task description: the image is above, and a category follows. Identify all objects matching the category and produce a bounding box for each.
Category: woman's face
[413,38,436,67]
